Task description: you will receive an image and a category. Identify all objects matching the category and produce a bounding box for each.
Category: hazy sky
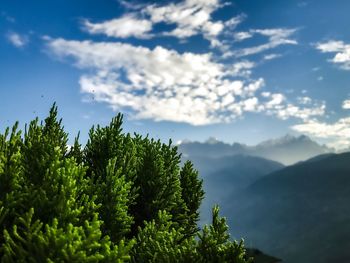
[1,0,350,148]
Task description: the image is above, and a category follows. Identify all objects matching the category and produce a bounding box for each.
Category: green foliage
[197,206,252,263]
[0,123,26,245]
[132,210,195,263]
[67,132,84,165]
[130,138,186,233]
[180,160,204,236]
[94,158,134,242]
[1,208,132,262]
[0,104,252,262]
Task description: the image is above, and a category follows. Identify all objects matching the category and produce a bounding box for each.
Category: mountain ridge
[178,134,332,165]
[181,154,284,225]
[223,151,350,263]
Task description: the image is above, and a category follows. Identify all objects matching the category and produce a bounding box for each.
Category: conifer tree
[131,210,195,263]
[0,104,252,262]
[0,123,24,244]
[180,160,205,236]
[1,208,133,262]
[67,132,84,165]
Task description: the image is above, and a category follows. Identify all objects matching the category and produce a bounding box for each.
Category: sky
[1,0,350,149]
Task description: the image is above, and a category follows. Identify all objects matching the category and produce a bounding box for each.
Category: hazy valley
[179,135,349,262]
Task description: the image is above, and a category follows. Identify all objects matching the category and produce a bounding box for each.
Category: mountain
[246,248,282,263]
[295,153,336,165]
[179,138,248,159]
[180,146,286,262]
[252,134,331,165]
[223,152,350,263]
[182,154,284,225]
[178,134,332,165]
[183,155,284,263]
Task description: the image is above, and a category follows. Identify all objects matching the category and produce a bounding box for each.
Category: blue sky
[1,0,350,149]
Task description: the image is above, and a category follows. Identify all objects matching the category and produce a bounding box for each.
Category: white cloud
[342,100,350,109]
[233,31,253,42]
[47,37,322,125]
[266,93,285,108]
[297,96,312,105]
[47,38,270,125]
[144,0,222,38]
[261,91,325,119]
[261,91,271,97]
[229,28,298,57]
[242,97,259,111]
[6,31,28,47]
[224,15,246,29]
[118,0,145,10]
[315,40,350,70]
[244,78,265,96]
[43,0,323,127]
[316,40,345,53]
[143,0,245,47]
[80,0,297,57]
[263,53,282,61]
[261,93,325,120]
[83,0,245,47]
[74,0,250,60]
[273,103,326,121]
[83,15,153,38]
[228,60,255,77]
[292,117,350,150]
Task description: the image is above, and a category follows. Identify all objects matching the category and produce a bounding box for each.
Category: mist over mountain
[179,137,248,159]
[180,136,348,262]
[178,134,332,165]
[181,154,284,225]
[222,152,350,263]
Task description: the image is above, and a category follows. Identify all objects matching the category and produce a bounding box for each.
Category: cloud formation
[315,40,350,70]
[6,31,28,47]
[343,99,350,109]
[143,0,230,45]
[45,0,319,126]
[228,28,298,57]
[263,53,282,61]
[48,38,265,125]
[292,117,350,150]
[262,93,325,121]
[82,0,297,57]
[233,31,253,42]
[83,15,153,38]
[83,0,244,47]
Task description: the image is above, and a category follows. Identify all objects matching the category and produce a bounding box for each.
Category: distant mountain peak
[257,134,313,148]
[205,137,220,144]
[298,134,311,141]
[178,134,333,165]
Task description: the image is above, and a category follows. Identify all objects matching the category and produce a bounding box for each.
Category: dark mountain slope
[224,152,350,263]
[246,248,282,263]
[296,153,336,165]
